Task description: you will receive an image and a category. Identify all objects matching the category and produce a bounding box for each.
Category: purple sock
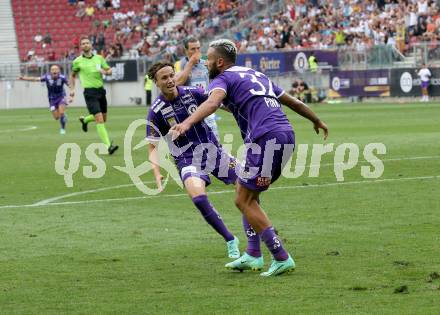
[242,215,261,257]
[192,195,234,242]
[260,226,289,261]
[60,114,66,129]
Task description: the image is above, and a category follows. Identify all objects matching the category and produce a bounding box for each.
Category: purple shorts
[239,131,295,192]
[177,146,239,186]
[49,96,67,111]
[421,81,429,89]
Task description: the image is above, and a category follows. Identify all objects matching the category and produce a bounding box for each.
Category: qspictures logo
[54,120,387,195]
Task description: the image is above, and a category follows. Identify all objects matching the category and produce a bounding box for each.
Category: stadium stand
[7,0,440,67]
[10,0,273,63]
[231,0,440,54]
[11,0,185,62]
[0,1,20,65]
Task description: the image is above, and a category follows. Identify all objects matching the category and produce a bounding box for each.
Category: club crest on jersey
[187,104,198,115]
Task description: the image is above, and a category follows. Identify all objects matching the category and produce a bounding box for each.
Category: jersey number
[239,72,276,97]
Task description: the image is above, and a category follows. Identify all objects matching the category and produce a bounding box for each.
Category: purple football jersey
[146,86,219,163]
[208,66,293,142]
[40,74,68,101]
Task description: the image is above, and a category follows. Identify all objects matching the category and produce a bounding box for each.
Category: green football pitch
[0,103,439,314]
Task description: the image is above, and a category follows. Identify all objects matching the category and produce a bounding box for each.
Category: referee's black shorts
[84,87,107,115]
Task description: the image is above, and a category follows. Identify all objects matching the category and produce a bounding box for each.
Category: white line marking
[33,181,156,206]
[0,175,438,210]
[311,155,440,168]
[0,126,38,133]
[32,154,440,206]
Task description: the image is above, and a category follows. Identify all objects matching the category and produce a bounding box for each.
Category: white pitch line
[0,175,438,210]
[33,154,440,206]
[33,181,156,206]
[33,155,440,206]
[5,154,440,209]
[0,126,38,133]
[309,155,440,168]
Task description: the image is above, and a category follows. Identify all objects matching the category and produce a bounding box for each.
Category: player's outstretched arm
[169,89,225,138]
[18,76,40,82]
[278,93,329,140]
[147,142,164,191]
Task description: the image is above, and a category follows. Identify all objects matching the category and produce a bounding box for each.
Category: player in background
[174,36,220,139]
[171,39,329,277]
[69,35,118,154]
[19,65,69,134]
[417,64,431,102]
[146,61,241,259]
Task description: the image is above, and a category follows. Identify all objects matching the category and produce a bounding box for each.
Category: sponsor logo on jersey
[187,104,198,114]
[167,117,177,127]
[152,100,166,113]
[180,92,196,105]
[160,106,173,115]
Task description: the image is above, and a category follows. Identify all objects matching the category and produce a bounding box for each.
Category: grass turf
[0,102,439,314]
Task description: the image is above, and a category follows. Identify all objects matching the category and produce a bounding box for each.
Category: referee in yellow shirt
[69,35,118,154]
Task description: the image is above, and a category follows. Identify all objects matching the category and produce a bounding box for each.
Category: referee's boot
[108,142,119,155]
[79,116,88,132]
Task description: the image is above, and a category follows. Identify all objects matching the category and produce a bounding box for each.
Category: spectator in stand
[93,19,101,29]
[90,33,97,47]
[96,33,106,53]
[102,19,111,29]
[96,0,105,10]
[167,0,175,15]
[65,49,76,61]
[112,0,120,10]
[104,0,111,10]
[72,36,80,50]
[76,2,86,20]
[175,0,184,10]
[43,32,52,45]
[188,0,200,17]
[47,50,56,61]
[34,33,43,43]
[105,46,117,60]
[85,5,95,19]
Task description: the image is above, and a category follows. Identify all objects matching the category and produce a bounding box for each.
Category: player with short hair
[174,36,219,139]
[171,39,329,276]
[19,64,69,134]
[69,35,118,154]
[146,61,241,259]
